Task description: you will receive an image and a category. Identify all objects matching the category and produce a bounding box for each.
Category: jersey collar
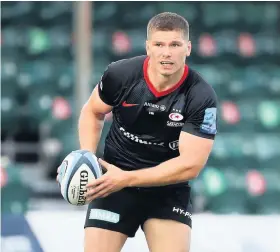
[143,56,189,98]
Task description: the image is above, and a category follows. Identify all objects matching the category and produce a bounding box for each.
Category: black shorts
[84,186,192,237]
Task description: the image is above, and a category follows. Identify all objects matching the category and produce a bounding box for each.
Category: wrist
[123,171,136,187]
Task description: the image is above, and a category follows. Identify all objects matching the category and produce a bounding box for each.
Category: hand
[85,159,131,202]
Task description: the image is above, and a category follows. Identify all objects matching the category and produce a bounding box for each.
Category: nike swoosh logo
[122,101,138,107]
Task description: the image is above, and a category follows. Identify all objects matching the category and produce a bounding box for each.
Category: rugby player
[78,12,218,252]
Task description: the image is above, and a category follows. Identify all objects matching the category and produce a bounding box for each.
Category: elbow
[186,164,203,180]
[80,104,105,121]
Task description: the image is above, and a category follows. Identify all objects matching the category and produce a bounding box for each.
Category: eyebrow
[153,41,183,44]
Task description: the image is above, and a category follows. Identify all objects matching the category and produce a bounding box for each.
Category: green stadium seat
[56,64,74,96]
[92,30,109,56]
[211,134,257,167]
[117,2,157,28]
[159,2,198,23]
[48,118,79,157]
[1,84,19,135]
[268,66,280,97]
[255,135,280,163]
[93,2,117,27]
[207,190,249,214]
[256,192,280,214]
[202,166,249,213]
[257,101,280,131]
[91,57,110,85]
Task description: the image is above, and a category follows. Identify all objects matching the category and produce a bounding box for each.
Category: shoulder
[187,67,218,103]
[106,55,146,82]
[98,55,146,106]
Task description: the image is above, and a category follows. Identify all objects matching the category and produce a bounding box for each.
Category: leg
[84,188,142,251]
[143,218,191,252]
[84,227,127,252]
[141,186,193,252]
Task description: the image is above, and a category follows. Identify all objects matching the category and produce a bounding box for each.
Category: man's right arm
[78,85,113,153]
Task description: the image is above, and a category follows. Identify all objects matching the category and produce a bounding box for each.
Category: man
[78,12,217,252]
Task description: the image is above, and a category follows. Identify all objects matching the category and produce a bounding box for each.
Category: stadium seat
[159,2,198,24]
[48,118,78,158]
[117,2,158,28]
[202,166,249,214]
[39,2,72,26]
[255,134,280,163]
[56,63,74,96]
[93,1,117,27]
[256,192,280,214]
[206,190,250,214]
[257,100,280,131]
[1,84,19,136]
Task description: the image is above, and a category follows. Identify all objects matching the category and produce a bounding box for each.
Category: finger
[98,159,112,171]
[86,182,108,198]
[86,176,106,188]
[87,187,112,202]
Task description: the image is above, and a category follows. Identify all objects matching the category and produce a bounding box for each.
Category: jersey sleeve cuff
[181,125,216,140]
[98,85,115,106]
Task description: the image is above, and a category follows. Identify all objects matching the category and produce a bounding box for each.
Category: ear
[186,40,192,57]
[146,40,150,57]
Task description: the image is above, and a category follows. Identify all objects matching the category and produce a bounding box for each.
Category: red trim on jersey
[143,57,189,98]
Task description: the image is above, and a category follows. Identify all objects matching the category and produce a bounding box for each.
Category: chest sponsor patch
[167,121,184,127]
[200,108,217,135]
[169,113,184,121]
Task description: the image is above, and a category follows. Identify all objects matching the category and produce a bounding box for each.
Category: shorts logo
[173,207,192,219]
[200,108,217,135]
[169,140,179,150]
[89,209,120,223]
[169,113,184,121]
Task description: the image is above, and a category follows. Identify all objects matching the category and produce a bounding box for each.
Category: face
[146,30,191,77]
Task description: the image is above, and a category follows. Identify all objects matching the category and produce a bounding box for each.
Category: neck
[147,61,185,92]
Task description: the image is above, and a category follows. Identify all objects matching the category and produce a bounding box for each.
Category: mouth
[160,61,174,65]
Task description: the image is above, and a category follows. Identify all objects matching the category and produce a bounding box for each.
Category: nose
[162,46,172,58]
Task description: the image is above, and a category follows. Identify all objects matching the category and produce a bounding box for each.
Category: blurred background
[1,1,280,252]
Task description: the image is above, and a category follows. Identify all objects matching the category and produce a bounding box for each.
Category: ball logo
[77,170,89,205]
[169,113,184,122]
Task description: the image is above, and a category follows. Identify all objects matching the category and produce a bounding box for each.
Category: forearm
[78,107,105,153]
[127,156,199,187]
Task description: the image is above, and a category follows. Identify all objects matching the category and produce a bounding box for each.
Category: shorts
[84,186,192,237]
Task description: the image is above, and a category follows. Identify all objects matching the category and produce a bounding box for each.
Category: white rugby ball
[57,150,103,206]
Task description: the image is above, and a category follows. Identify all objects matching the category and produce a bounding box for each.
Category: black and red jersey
[98,55,218,171]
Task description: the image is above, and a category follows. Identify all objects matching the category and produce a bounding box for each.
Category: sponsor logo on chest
[167,110,184,127]
[144,102,166,112]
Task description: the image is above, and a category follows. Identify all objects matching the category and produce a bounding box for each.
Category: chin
[159,69,176,77]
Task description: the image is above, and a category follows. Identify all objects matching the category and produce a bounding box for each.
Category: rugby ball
[57,150,103,206]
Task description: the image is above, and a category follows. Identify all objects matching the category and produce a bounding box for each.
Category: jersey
[97,55,218,173]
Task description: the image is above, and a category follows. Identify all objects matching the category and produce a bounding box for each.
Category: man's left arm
[127,132,214,187]
[127,82,218,187]
[86,82,218,200]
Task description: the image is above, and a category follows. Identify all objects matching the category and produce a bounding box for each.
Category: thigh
[84,188,141,238]
[143,218,191,252]
[84,227,127,252]
[142,186,193,252]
